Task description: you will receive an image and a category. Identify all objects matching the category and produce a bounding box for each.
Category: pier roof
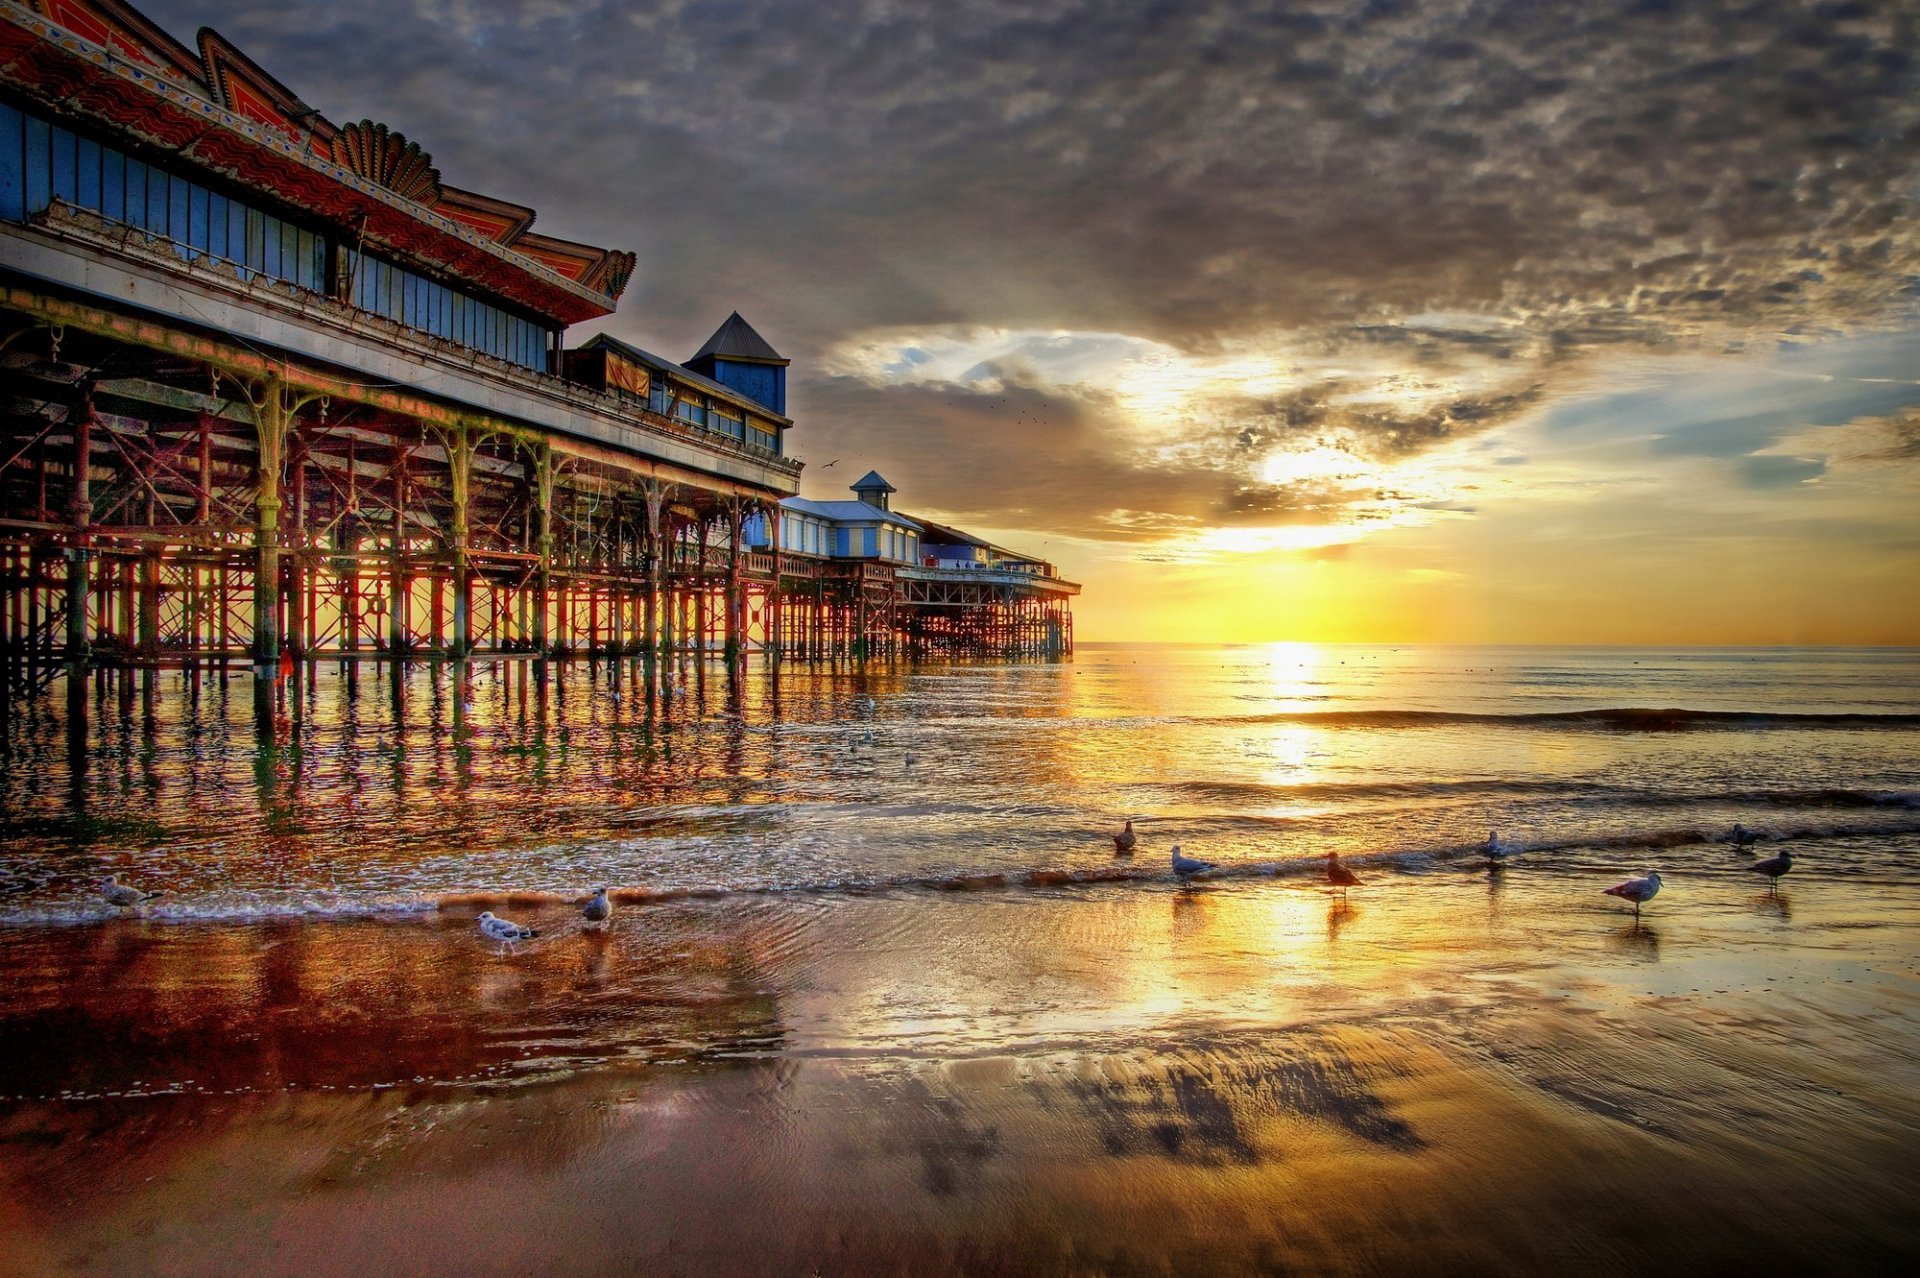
[781,497,922,529]
[576,333,794,427]
[2,0,634,323]
[691,312,789,366]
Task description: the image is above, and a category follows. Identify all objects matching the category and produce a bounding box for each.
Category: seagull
[1729,823,1756,853]
[1602,870,1663,919]
[580,888,612,925]
[477,910,537,952]
[97,875,162,909]
[1323,852,1362,896]
[1113,819,1137,856]
[1170,845,1216,878]
[1746,849,1793,893]
[1484,829,1513,869]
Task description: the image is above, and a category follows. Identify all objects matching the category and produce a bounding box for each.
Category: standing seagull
[1747,849,1793,894]
[97,875,162,909]
[1170,846,1216,879]
[1603,870,1663,919]
[580,888,612,926]
[1729,823,1756,854]
[477,910,537,953]
[1113,819,1137,856]
[1484,829,1513,870]
[1323,852,1362,897]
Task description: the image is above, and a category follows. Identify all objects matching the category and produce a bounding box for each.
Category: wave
[5,817,1915,928]
[1144,779,1920,811]
[1205,708,1920,731]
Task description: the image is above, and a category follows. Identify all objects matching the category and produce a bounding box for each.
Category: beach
[4,645,1919,1274]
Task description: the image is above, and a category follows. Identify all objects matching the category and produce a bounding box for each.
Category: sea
[3,644,1919,1275]
[2,643,1916,920]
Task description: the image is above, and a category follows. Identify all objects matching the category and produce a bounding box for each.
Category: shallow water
[3,645,1919,1273]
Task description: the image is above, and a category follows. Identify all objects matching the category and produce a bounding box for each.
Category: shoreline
[5,877,1919,1274]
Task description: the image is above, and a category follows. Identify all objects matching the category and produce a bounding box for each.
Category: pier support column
[389,447,410,657]
[448,427,473,658]
[65,401,92,680]
[533,448,554,666]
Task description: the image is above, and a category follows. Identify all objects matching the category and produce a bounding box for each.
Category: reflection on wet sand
[3,879,1919,1274]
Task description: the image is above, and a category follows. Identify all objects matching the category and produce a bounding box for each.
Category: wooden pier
[0,0,1073,735]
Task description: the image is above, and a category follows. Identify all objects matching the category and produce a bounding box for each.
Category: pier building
[0,0,1073,725]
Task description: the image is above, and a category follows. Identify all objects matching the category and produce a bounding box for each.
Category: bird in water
[1747,849,1793,893]
[1170,845,1216,878]
[97,875,162,909]
[1113,819,1137,856]
[478,910,537,953]
[1603,869,1663,919]
[1484,829,1513,870]
[1728,823,1756,854]
[1323,852,1362,897]
[580,888,612,925]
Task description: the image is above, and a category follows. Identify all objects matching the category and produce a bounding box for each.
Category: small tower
[686,312,789,415]
[851,470,896,511]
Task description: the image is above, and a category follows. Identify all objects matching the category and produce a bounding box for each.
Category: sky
[142,0,1920,644]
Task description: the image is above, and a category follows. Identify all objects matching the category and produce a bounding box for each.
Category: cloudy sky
[145,0,1920,643]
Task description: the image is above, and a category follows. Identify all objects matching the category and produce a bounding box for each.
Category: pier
[0,0,1075,732]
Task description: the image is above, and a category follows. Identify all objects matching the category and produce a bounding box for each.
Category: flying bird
[1603,870,1663,919]
[1113,819,1136,855]
[1324,852,1362,896]
[1747,850,1793,893]
[97,875,162,909]
[580,888,612,925]
[1170,846,1216,878]
[478,910,537,952]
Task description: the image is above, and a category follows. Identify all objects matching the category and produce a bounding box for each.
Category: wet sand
[5,873,1919,1275]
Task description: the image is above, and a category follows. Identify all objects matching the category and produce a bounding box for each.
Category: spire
[690,311,788,365]
[851,470,896,511]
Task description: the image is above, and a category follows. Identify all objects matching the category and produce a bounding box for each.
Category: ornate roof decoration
[329,120,442,207]
[6,0,634,313]
[437,185,537,246]
[27,0,205,88]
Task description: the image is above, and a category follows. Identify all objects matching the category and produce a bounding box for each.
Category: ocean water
[2,644,1916,922]
[4,646,1920,1274]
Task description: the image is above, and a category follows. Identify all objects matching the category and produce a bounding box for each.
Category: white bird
[1114,819,1137,856]
[1484,829,1513,868]
[1602,870,1663,918]
[478,910,537,951]
[580,888,612,925]
[1324,852,1362,896]
[97,875,162,909]
[1747,849,1793,893]
[1170,845,1216,878]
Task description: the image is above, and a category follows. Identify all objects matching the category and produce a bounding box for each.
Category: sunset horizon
[6,2,1920,1275]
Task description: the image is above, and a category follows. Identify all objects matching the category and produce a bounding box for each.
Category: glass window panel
[279,220,298,283]
[228,199,247,270]
[186,183,208,256]
[205,192,227,258]
[168,176,189,245]
[98,145,124,222]
[76,137,101,210]
[0,103,23,222]
[24,116,51,215]
[246,207,267,272]
[146,166,168,234]
[261,213,283,278]
[122,156,147,229]
[50,125,77,204]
